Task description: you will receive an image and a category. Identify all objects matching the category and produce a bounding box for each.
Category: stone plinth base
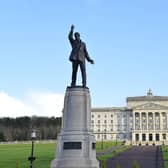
[51,87,99,168]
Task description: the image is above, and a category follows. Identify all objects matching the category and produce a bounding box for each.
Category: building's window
[104,120,107,124]
[98,120,100,123]
[98,115,100,118]
[135,134,139,141]
[97,134,100,139]
[111,114,113,117]
[91,120,94,124]
[156,134,159,141]
[91,114,94,118]
[149,134,153,141]
[142,134,146,141]
[142,124,147,130]
[104,129,106,132]
[98,129,100,132]
[104,134,107,139]
[111,128,113,131]
[163,134,166,140]
[156,125,160,130]
[111,120,113,123]
[111,134,113,139]
[163,124,167,130]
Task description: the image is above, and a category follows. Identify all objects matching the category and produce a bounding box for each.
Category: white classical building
[91,90,168,145]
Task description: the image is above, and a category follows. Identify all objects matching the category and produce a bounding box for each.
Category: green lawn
[0,142,56,168]
[0,141,122,168]
[162,145,168,168]
[96,141,122,152]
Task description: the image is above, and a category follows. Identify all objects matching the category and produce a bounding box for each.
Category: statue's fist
[71,25,74,30]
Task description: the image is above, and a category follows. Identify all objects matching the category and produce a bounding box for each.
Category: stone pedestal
[51,86,99,168]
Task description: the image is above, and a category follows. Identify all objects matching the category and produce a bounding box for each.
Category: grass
[0,141,124,168]
[0,142,56,168]
[161,145,168,168]
[97,145,131,161]
[96,141,122,152]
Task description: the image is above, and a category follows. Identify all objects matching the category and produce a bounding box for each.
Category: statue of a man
[68,25,94,87]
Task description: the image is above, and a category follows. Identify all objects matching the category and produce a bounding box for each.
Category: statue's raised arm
[68,25,75,45]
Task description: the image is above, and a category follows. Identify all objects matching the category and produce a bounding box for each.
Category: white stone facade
[91,90,168,145]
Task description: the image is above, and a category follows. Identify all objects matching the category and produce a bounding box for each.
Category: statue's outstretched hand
[90,59,94,64]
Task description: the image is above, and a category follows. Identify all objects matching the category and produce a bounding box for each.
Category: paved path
[107,146,163,168]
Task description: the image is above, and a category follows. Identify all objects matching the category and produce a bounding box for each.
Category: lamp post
[101,134,103,150]
[28,130,36,168]
[115,133,117,145]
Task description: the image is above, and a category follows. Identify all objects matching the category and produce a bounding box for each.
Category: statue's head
[74,32,80,41]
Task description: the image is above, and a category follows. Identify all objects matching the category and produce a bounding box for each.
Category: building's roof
[127,89,168,102]
[92,107,131,112]
[132,102,168,110]
[127,96,168,102]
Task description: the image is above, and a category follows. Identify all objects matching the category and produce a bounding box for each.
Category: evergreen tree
[0,131,5,141]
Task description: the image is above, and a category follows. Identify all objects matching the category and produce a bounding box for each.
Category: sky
[0,0,168,117]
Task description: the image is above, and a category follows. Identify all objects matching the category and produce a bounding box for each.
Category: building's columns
[166,133,168,141]
[132,133,135,141]
[158,113,161,130]
[146,112,148,130]
[152,133,155,141]
[133,112,135,130]
[145,113,147,130]
[167,113,168,129]
[139,112,142,130]
[149,112,153,130]
[139,133,142,142]
[160,113,163,130]
[142,113,146,130]
[146,133,149,141]
[165,113,167,130]
[153,112,155,130]
[159,133,163,141]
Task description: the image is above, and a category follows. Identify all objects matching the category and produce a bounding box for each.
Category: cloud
[25,91,64,117]
[0,90,64,118]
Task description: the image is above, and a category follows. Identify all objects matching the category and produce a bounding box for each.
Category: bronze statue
[68,25,94,87]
